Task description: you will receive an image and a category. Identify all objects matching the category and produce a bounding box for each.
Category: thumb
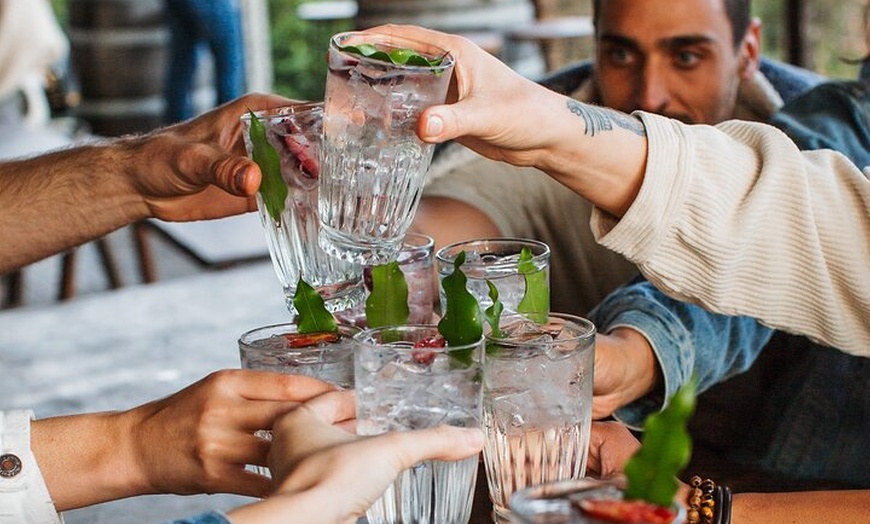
[418,102,475,144]
[208,151,263,197]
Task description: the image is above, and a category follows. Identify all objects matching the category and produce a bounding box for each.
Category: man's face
[594,0,758,124]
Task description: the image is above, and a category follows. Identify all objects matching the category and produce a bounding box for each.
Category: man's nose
[635,65,670,114]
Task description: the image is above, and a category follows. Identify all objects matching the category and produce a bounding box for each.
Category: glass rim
[484,312,596,346]
[353,323,484,354]
[435,237,551,267]
[239,101,323,124]
[239,322,361,347]
[329,30,455,72]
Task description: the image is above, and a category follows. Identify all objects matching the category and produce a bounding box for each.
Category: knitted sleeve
[592,112,870,356]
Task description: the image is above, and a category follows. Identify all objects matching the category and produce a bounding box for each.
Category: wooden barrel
[68,0,167,136]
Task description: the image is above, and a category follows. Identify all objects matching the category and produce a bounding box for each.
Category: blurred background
[3,0,867,311]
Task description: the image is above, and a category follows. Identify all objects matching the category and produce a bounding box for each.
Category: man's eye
[674,51,701,68]
[606,48,635,66]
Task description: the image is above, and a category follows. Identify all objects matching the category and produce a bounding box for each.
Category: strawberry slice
[577,499,676,524]
[283,135,320,179]
[283,332,340,348]
[411,336,446,365]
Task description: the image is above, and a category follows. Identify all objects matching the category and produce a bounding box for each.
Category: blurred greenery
[269,0,352,100]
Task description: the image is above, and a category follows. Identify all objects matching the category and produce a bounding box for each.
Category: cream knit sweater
[593,112,870,357]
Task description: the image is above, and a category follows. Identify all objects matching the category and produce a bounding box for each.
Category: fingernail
[457,427,484,448]
[425,114,444,138]
[234,167,247,193]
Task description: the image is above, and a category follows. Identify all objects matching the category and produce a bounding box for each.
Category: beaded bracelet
[686,476,731,524]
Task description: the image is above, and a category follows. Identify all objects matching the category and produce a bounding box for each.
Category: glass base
[284,279,365,316]
[319,226,403,265]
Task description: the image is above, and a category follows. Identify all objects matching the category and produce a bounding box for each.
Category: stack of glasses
[237,30,596,524]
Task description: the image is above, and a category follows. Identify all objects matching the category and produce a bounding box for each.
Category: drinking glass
[354,325,484,524]
[239,322,360,389]
[318,31,455,264]
[435,238,550,317]
[483,313,596,523]
[240,103,364,315]
[335,232,437,327]
[239,322,360,477]
[510,479,685,524]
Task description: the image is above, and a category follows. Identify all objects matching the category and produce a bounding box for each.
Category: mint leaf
[365,262,410,328]
[516,246,549,324]
[248,111,287,222]
[623,378,697,507]
[293,277,338,334]
[438,251,483,367]
[339,43,445,67]
[484,280,504,339]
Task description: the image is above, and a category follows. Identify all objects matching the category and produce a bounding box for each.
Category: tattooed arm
[366,26,649,218]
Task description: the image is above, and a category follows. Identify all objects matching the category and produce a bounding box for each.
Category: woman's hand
[228,390,484,524]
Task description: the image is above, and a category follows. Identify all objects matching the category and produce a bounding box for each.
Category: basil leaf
[365,262,410,328]
[293,277,338,334]
[484,280,504,339]
[438,251,483,365]
[339,44,444,67]
[623,377,697,507]
[516,246,549,324]
[248,111,287,222]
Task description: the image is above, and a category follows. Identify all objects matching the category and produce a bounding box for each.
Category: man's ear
[738,17,763,79]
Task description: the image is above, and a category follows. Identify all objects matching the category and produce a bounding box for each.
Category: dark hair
[592,0,752,50]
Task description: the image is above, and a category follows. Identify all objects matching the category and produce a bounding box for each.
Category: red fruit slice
[577,499,676,524]
[411,336,446,365]
[283,135,319,179]
[283,332,340,348]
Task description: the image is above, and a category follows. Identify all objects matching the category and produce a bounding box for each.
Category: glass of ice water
[335,232,437,327]
[435,238,551,317]
[483,313,596,523]
[354,325,484,524]
[318,31,455,265]
[239,322,360,476]
[240,103,364,315]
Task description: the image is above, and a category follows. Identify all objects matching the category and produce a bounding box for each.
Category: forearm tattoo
[567,100,646,137]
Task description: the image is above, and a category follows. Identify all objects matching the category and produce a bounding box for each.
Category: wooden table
[0,262,496,523]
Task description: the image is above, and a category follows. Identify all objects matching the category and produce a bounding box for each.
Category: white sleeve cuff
[0,410,63,524]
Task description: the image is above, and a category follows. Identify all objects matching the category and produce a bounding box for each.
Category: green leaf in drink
[516,246,550,324]
[339,43,445,68]
[438,251,483,365]
[293,277,338,334]
[365,262,410,328]
[623,377,697,508]
[247,110,287,222]
[484,280,504,339]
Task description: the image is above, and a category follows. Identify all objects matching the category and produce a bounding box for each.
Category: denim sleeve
[589,278,775,429]
[161,511,233,524]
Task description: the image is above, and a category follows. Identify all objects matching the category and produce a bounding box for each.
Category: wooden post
[786,0,811,68]
[241,0,273,93]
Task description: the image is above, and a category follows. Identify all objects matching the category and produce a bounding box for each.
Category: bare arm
[411,196,502,251]
[588,422,870,524]
[31,370,335,510]
[0,93,291,273]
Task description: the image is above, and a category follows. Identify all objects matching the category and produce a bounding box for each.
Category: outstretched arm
[369,24,870,356]
[587,422,870,524]
[31,370,336,510]
[0,93,291,273]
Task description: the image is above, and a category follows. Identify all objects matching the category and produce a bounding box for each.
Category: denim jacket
[163,511,232,524]
[590,63,870,486]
